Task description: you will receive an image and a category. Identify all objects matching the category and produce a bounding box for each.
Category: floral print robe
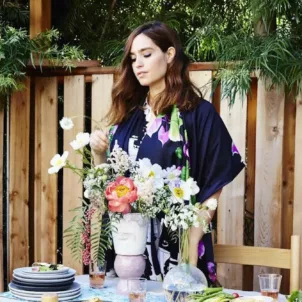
[107,99,245,285]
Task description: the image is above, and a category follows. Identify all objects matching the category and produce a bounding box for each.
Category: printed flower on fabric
[207,261,217,283]
[169,106,183,142]
[231,142,239,156]
[198,240,205,259]
[138,158,164,189]
[146,117,162,137]
[105,176,138,214]
[158,125,169,146]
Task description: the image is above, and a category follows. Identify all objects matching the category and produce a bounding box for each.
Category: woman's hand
[90,129,109,155]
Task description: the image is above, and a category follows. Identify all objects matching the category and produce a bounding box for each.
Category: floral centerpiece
[49,117,217,275]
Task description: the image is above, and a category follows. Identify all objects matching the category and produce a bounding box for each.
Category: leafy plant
[0,26,85,97]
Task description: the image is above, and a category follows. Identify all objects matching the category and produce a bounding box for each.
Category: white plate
[13,274,75,284]
[20,266,70,274]
[13,268,76,280]
[9,281,81,296]
[234,296,274,302]
[11,291,81,301]
[9,287,81,298]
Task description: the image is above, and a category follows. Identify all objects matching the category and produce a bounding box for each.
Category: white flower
[205,198,218,210]
[70,132,90,150]
[48,151,69,174]
[186,177,200,196]
[163,165,181,183]
[138,158,164,189]
[169,180,191,203]
[59,117,74,130]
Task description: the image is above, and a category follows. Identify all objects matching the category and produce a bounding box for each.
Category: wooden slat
[34,78,58,263]
[243,78,257,291]
[30,0,51,38]
[63,76,85,274]
[0,99,4,291]
[214,245,291,269]
[217,92,247,289]
[91,74,114,164]
[9,78,30,278]
[293,91,302,289]
[254,81,285,290]
[281,92,296,293]
[189,71,212,102]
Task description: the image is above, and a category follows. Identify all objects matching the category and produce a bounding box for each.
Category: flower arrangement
[49,117,217,266]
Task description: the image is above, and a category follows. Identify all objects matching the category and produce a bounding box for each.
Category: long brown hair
[107,21,202,125]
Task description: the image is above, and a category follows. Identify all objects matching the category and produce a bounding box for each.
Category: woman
[90,21,245,284]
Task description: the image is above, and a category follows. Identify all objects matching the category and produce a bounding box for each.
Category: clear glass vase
[162,228,208,301]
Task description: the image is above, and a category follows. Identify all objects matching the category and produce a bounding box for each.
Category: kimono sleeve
[184,100,245,203]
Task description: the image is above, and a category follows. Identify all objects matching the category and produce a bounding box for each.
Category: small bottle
[41,293,58,302]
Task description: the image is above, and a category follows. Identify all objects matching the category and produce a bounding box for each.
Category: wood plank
[0,99,4,291]
[91,74,114,164]
[30,0,51,38]
[217,91,247,289]
[34,78,58,263]
[293,91,302,289]
[254,81,285,290]
[9,78,30,278]
[281,92,296,293]
[189,71,213,102]
[63,76,85,274]
[243,78,257,291]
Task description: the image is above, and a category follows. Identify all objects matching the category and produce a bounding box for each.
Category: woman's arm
[189,189,222,266]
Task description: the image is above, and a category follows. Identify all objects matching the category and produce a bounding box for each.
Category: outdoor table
[0,275,287,302]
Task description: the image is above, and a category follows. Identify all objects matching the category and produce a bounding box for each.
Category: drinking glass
[127,278,147,302]
[258,274,282,300]
[89,260,107,289]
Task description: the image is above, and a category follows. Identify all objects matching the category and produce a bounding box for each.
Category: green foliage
[0,25,85,97]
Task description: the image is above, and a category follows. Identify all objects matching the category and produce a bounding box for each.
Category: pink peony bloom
[105,176,137,214]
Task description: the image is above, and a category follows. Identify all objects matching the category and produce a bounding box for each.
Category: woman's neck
[148,80,165,106]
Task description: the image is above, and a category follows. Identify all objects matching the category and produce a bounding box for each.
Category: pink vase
[114,254,146,295]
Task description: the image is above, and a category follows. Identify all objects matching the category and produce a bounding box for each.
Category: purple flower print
[158,125,169,146]
[146,118,162,137]
[183,143,189,158]
[198,240,205,258]
[231,142,239,156]
[207,261,217,282]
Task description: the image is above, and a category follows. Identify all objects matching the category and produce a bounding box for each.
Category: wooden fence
[0,62,301,293]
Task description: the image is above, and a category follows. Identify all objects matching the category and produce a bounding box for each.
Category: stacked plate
[9,267,81,301]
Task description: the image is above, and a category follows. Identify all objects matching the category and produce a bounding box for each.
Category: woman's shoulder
[182,98,218,119]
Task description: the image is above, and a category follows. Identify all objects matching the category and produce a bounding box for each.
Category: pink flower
[105,176,138,214]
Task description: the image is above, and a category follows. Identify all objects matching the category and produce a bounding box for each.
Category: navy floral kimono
[107,99,245,285]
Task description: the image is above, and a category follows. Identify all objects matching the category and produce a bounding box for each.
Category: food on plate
[188,287,236,302]
[287,290,302,302]
[31,262,64,272]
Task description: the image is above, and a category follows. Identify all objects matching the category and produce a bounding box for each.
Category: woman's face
[130,33,172,91]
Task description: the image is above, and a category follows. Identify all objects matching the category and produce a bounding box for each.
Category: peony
[105,176,138,214]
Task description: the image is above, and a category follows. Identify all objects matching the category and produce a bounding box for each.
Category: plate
[9,281,81,296]
[21,266,70,274]
[10,291,81,301]
[9,287,81,298]
[13,274,75,284]
[11,280,74,292]
[13,268,76,280]
[234,296,274,302]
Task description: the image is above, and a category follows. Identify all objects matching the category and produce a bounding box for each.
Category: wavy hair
[107,21,202,125]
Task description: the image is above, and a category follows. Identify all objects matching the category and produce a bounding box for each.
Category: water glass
[89,260,107,289]
[258,274,282,300]
[127,278,147,302]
